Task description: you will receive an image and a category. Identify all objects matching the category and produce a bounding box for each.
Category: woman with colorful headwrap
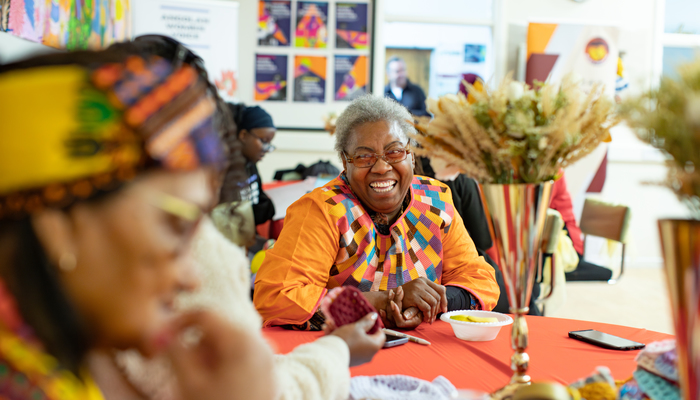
[0,42,275,399]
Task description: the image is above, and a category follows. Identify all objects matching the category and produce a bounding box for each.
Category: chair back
[579,198,631,243]
[541,209,565,254]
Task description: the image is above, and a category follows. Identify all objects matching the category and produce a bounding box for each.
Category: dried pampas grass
[621,57,700,217]
[413,74,619,184]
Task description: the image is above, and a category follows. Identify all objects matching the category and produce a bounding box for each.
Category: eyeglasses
[343,146,410,168]
[246,131,276,153]
[149,191,206,222]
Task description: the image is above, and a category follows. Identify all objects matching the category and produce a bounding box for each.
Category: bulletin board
[132,0,239,102]
[252,0,374,130]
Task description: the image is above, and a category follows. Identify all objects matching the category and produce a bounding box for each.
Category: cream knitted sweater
[119,218,351,400]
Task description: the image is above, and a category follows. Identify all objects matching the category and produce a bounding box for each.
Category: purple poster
[335,3,368,49]
[335,55,368,101]
[258,0,292,46]
[255,54,288,101]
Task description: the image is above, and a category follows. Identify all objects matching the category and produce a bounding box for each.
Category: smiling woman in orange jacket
[254,95,499,331]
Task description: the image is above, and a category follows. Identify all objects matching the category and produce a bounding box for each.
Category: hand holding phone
[569,329,645,350]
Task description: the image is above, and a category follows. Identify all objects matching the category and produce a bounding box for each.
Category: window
[661,0,700,78]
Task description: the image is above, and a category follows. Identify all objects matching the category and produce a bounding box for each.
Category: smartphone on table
[383,333,409,348]
[568,329,645,350]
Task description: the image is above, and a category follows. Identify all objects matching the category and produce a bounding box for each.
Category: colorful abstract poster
[255,54,288,101]
[258,0,290,46]
[294,1,327,48]
[335,3,367,50]
[293,55,326,102]
[526,23,619,96]
[334,55,367,101]
[1,0,130,50]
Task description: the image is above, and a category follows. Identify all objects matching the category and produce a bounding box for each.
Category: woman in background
[0,43,274,399]
[228,103,277,226]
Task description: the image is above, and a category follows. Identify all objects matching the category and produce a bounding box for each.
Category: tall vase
[658,219,700,400]
[479,182,553,386]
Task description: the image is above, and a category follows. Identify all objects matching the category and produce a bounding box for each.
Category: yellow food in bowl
[450,315,499,323]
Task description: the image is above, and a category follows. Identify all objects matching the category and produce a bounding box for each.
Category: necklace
[340,172,410,234]
[0,279,104,400]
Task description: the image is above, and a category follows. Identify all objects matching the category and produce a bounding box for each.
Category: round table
[263,315,673,392]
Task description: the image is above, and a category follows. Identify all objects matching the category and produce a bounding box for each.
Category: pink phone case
[321,286,383,334]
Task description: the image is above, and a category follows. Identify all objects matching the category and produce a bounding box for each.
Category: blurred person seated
[229,103,277,226]
[0,42,275,400]
[254,95,499,331]
[550,172,613,281]
[212,103,277,250]
[383,57,429,117]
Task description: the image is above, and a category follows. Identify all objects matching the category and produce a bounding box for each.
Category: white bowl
[441,310,513,341]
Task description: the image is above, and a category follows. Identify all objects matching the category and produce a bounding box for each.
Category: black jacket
[384,80,429,117]
[241,162,275,225]
[418,157,540,315]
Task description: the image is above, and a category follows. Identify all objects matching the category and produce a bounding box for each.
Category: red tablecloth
[263,316,673,392]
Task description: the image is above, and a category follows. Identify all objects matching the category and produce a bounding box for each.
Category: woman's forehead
[349,120,406,150]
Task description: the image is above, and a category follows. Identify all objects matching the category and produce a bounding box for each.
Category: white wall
[256,130,342,183]
[0,31,60,63]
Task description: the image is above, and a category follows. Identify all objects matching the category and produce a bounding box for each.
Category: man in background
[384,56,429,116]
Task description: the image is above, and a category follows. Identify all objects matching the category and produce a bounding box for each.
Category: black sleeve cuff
[446,286,481,311]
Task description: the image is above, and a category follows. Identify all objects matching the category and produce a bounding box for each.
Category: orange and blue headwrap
[0,52,226,219]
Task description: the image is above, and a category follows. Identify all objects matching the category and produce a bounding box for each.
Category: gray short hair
[386,56,405,71]
[334,95,416,156]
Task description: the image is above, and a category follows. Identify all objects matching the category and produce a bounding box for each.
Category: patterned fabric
[323,176,455,292]
[0,280,104,400]
[254,174,501,327]
[0,54,225,220]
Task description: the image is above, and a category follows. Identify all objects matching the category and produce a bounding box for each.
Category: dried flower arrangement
[412,75,619,183]
[621,59,700,217]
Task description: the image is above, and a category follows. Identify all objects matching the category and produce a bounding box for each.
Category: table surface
[262,316,673,393]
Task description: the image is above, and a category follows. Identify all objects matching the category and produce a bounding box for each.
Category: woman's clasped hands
[368,277,448,330]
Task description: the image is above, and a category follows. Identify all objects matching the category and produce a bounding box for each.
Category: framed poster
[258,0,291,46]
[247,0,373,129]
[334,55,368,101]
[132,0,239,101]
[293,55,327,102]
[255,54,288,101]
[335,3,368,49]
[295,1,328,48]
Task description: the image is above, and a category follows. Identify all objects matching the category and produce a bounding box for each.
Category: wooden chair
[579,198,632,284]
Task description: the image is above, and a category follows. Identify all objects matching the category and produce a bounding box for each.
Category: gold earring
[58,253,77,272]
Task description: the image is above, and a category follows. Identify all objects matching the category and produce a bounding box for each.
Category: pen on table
[382,328,431,346]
